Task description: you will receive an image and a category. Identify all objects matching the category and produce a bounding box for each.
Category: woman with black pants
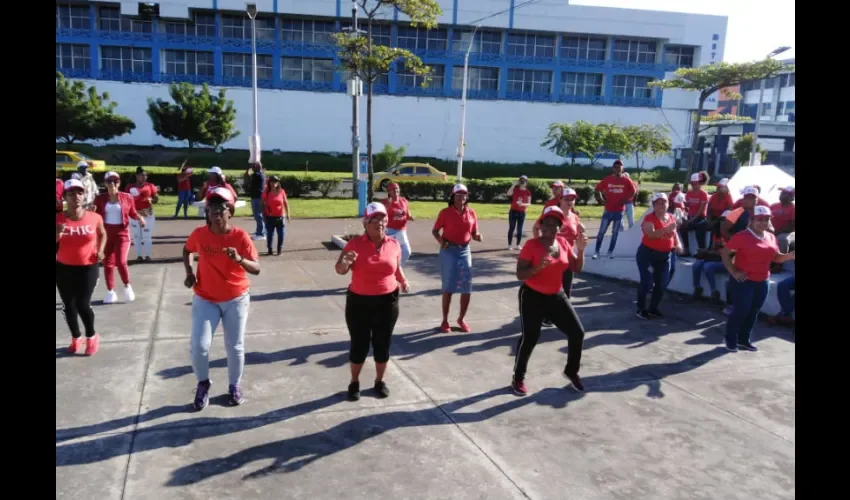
[636,193,683,319]
[335,202,410,401]
[261,175,290,255]
[56,178,107,355]
[513,206,588,395]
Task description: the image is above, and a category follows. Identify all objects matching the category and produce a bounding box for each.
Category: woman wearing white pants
[382,182,414,266]
[126,167,159,262]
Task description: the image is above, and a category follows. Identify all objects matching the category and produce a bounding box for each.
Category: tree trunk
[186,141,194,165]
[686,96,706,181]
[635,152,642,181]
[366,17,375,203]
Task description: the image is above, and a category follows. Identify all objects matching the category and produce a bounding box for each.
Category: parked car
[56,150,107,171]
[373,162,448,191]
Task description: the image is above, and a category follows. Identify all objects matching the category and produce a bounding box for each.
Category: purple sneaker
[193,380,211,411]
[228,384,244,406]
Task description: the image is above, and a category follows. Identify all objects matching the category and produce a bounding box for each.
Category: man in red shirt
[593,160,636,258]
[770,186,795,253]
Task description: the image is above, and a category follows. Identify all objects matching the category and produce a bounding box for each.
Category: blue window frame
[160,13,215,38]
[613,39,657,64]
[98,7,152,33]
[221,14,275,40]
[398,64,444,88]
[340,22,391,46]
[507,69,552,96]
[452,66,499,91]
[664,46,694,68]
[56,43,90,70]
[281,19,336,46]
[163,50,214,77]
[560,35,606,61]
[56,3,90,30]
[101,46,152,74]
[223,53,273,80]
[397,26,448,52]
[562,72,603,97]
[282,57,334,82]
[507,33,555,59]
[451,29,502,54]
[612,75,653,98]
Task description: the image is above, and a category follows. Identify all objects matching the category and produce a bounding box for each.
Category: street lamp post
[346,1,364,201]
[246,4,261,164]
[456,25,478,184]
[749,45,791,166]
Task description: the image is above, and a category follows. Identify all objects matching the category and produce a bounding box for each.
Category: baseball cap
[541,206,566,224]
[753,205,772,218]
[104,171,120,181]
[519,175,528,181]
[781,185,795,193]
[208,166,223,175]
[387,182,399,190]
[364,202,388,220]
[716,177,729,186]
[76,161,89,169]
[64,178,84,191]
[207,186,235,204]
[690,173,702,182]
[721,210,731,218]
[185,168,193,174]
[741,186,759,197]
[562,187,577,198]
[550,180,565,188]
[674,192,686,203]
[612,159,624,167]
[650,192,668,203]
[451,184,468,195]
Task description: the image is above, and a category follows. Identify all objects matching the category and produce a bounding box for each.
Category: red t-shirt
[536,210,581,243]
[262,189,287,217]
[205,182,239,202]
[519,236,575,295]
[708,192,734,218]
[184,225,258,302]
[382,197,410,231]
[56,211,102,266]
[595,175,636,212]
[127,182,158,211]
[726,229,779,282]
[178,173,191,192]
[510,188,532,212]
[685,189,709,218]
[56,179,64,211]
[344,234,401,296]
[769,202,795,232]
[543,198,560,209]
[641,212,677,252]
[733,197,770,210]
[434,206,479,245]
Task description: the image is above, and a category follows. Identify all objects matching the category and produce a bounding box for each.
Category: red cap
[541,206,567,224]
[387,182,399,190]
[208,186,235,204]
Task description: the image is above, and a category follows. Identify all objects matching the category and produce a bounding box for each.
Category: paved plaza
[56,218,795,500]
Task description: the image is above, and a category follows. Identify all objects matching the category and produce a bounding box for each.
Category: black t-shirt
[249,171,266,199]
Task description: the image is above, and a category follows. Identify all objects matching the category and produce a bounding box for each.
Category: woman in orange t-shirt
[182,187,260,410]
[506,175,532,250]
[335,202,410,401]
[636,193,683,319]
[513,206,588,395]
[261,175,290,256]
[56,178,107,356]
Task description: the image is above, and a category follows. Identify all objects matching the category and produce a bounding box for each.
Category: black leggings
[345,288,400,364]
[56,262,99,338]
[562,269,575,298]
[515,284,585,381]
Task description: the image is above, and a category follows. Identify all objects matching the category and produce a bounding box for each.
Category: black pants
[56,262,99,338]
[515,284,585,381]
[562,269,575,299]
[679,217,708,251]
[345,288,400,364]
[264,215,285,252]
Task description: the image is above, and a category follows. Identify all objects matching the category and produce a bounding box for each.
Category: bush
[635,189,651,206]
[574,186,594,205]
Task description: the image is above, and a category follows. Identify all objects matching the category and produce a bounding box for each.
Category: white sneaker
[104,290,118,304]
[252,234,266,241]
[508,246,514,251]
[124,285,136,302]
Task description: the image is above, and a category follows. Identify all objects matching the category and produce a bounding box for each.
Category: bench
[191,200,247,218]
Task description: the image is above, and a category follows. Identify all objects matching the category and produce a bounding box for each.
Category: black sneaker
[563,370,585,392]
[737,343,759,352]
[542,319,554,327]
[693,286,704,299]
[144,256,152,262]
[136,256,144,262]
[228,384,245,405]
[724,343,739,352]
[193,380,211,411]
[636,309,652,320]
[267,250,273,256]
[276,249,282,256]
[710,290,722,303]
[347,381,360,401]
[374,380,390,398]
[647,310,664,319]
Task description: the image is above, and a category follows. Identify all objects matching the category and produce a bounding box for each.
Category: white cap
[71,172,82,180]
[76,160,89,169]
[207,186,235,204]
[562,187,577,197]
[721,210,731,218]
[690,173,701,182]
[741,186,759,197]
[185,168,193,174]
[550,180,565,188]
[104,171,120,180]
[781,185,795,193]
[519,175,528,181]
[129,187,140,196]
[674,192,686,203]
[451,184,468,194]
[753,205,772,217]
[208,166,223,175]
[364,202,387,219]
[64,179,84,190]
[717,177,729,186]
[650,192,668,203]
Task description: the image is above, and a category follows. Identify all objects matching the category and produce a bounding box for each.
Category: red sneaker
[457,319,471,333]
[511,379,528,395]
[439,321,450,333]
[85,334,99,356]
[67,337,81,354]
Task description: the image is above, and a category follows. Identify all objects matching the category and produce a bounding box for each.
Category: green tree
[594,123,631,164]
[732,133,767,165]
[56,72,136,144]
[375,143,407,171]
[649,58,790,180]
[146,82,240,159]
[621,124,673,180]
[541,120,601,165]
[334,0,442,202]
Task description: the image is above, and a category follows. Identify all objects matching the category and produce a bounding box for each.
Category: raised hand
[341,250,358,266]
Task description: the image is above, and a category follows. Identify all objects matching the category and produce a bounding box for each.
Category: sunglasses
[208,205,229,214]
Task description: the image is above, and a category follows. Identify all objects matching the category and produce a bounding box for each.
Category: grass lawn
[152,195,609,220]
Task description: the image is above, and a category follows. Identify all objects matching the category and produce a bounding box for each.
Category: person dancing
[335,202,410,401]
[382,182,414,266]
[506,175,531,250]
[261,175,290,256]
[636,193,683,319]
[126,167,158,262]
[183,187,260,410]
[432,184,483,333]
[513,206,588,395]
[94,171,147,304]
[57,178,107,355]
[174,164,194,218]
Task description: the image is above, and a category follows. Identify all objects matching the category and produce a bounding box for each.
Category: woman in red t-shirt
[513,206,588,395]
[721,205,795,352]
[335,202,410,401]
[94,171,146,304]
[432,184,483,333]
[56,179,107,356]
[506,175,532,250]
[636,193,683,319]
[126,167,159,262]
[382,182,414,266]
[174,165,194,218]
[678,171,710,256]
[260,175,290,256]
[533,188,586,298]
[182,187,260,410]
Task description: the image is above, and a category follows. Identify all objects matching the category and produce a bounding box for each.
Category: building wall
[56,0,727,167]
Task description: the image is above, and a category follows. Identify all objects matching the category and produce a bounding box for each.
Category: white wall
[83,80,689,168]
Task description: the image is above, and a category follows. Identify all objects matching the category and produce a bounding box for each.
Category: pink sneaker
[85,334,99,356]
[457,319,471,333]
[67,337,81,354]
[439,321,450,333]
[511,379,528,395]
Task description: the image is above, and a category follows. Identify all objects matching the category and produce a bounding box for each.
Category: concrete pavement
[56,217,795,500]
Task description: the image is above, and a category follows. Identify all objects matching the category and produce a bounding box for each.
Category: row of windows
[57,5,695,66]
[740,73,795,92]
[740,101,795,119]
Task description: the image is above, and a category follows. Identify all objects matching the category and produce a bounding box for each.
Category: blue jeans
[190,292,250,386]
[386,228,411,266]
[726,279,769,347]
[263,216,285,252]
[595,210,624,254]
[636,244,670,312]
[439,244,472,294]
[250,198,265,236]
[692,260,727,293]
[623,203,635,229]
[508,210,526,246]
[174,190,193,217]
[777,276,795,316]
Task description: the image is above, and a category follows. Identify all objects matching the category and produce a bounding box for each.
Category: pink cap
[208,186,235,204]
[674,192,686,203]
[562,187,577,198]
[716,177,729,186]
[541,206,566,224]
[364,202,388,220]
[104,171,120,181]
[753,205,772,218]
[451,184,468,195]
[741,186,759,197]
[64,179,84,191]
[651,192,668,203]
[550,180,565,188]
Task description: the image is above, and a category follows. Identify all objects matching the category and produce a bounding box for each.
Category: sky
[571,0,795,62]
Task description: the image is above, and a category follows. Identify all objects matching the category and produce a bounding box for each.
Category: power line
[466,0,546,27]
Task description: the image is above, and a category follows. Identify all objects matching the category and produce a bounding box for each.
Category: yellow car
[56,150,107,171]
[373,162,448,191]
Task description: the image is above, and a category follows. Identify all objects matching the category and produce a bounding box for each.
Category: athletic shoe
[511,379,528,396]
[103,290,118,304]
[347,381,360,401]
[123,285,135,303]
[228,384,245,405]
[636,309,652,320]
[85,334,99,356]
[737,343,759,352]
[647,309,664,319]
[563,370,585,392]
[724,343,738,352]
[592,253,599,259]
[439,321,451,333]
[541,319,554,327]
[693,286,704,300]
[194,380,211,410]
[374,381,390,398]
[68,337,81,354]
[457,319,471,333]
[143,256,152,262]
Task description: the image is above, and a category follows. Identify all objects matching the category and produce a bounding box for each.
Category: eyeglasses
[208,205,229,214]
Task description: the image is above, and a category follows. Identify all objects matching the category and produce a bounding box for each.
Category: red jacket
[93,192,139,229]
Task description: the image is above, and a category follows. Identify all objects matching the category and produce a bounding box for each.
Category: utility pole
[246,4,260,164]
[349,1,362,199]
[456,26,478,183]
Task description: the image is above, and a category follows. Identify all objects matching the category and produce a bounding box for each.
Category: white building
[55,0,728,168]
